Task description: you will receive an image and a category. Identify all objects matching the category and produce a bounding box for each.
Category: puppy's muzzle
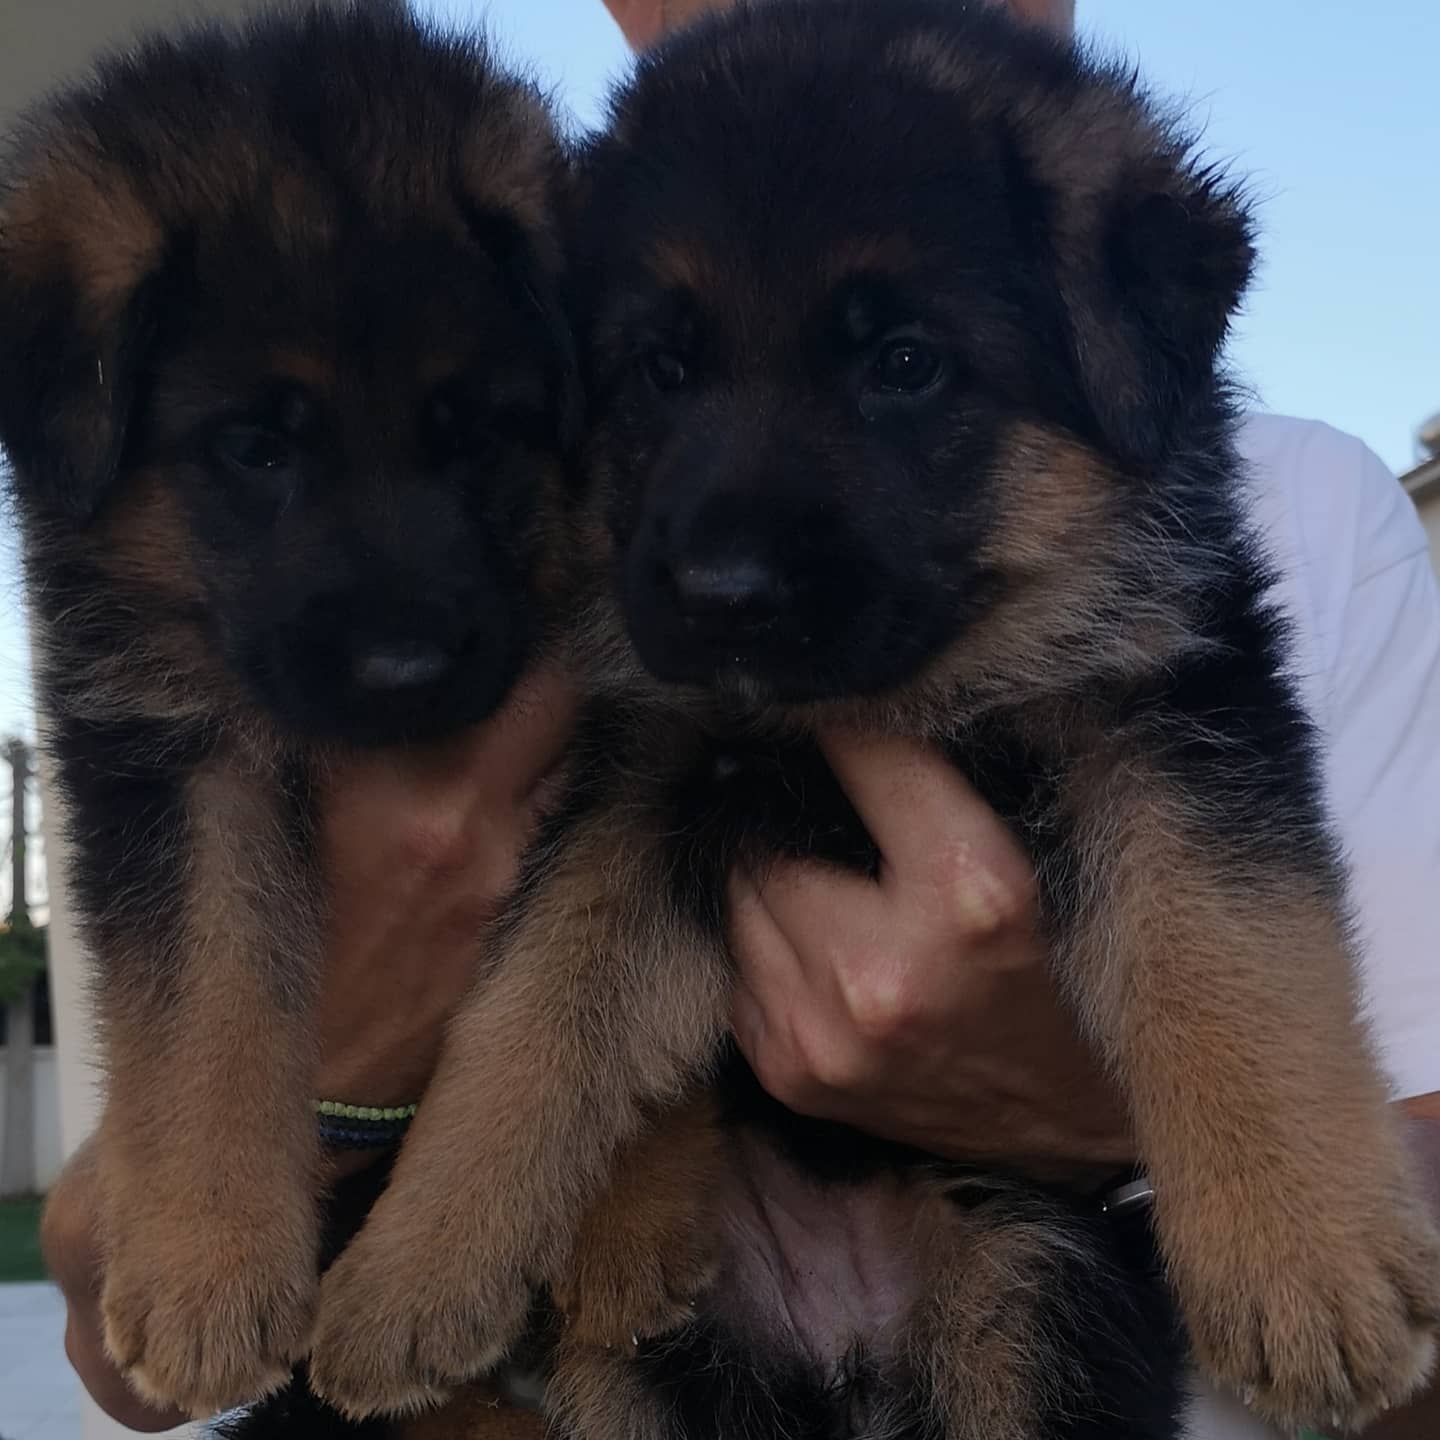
[352,638,459,692]
[665,555,791,642]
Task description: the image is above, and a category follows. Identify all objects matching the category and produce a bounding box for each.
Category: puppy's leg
[554,1094,727,1348]
[1056,748,1440,1431]
[311,799,731,1417]
[96,752,323,1415]
[546,1341,670,1440]
[906,1182,1072,1440]
[396,1383,552,1440]
[906,1178,1184,1440]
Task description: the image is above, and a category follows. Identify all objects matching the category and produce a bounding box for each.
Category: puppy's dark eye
[645,350,688,392]
[212,426,292,473]
[872,340,944,395]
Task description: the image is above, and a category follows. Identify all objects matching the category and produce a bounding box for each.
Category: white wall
[0,1045,63,1190]
[39,758,201,1440]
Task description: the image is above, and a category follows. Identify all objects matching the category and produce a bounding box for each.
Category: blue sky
[2,0,1436,736]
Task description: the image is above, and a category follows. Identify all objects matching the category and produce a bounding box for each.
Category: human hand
[41,1138,189,1432]
[729,729,1134,1173]
[42,661,576,1426]
[312,659,576,1162]
[601,0,729,48]
[600,0,1073,52]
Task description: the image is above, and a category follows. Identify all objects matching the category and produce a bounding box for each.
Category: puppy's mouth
[244,615,528,747]
[627,597,937,710]
[621,527,956,705]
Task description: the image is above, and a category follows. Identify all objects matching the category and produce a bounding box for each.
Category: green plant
[0,1194,46,1282]
[0,919,45,1006]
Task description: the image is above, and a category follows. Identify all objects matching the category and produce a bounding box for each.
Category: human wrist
[913,1110,1135,1175]
[312,1038,432,1176]
[313,986,453,1106]
[314,1051,430,1114]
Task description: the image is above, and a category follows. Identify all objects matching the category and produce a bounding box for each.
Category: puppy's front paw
[554,1210,717,1347]
[1176,1183,1440,1432]
[309,1228,532,1420]
[102,1211,316,1416]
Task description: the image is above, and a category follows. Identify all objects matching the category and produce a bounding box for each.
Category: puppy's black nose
[670,557,789,633]
[351,639,453,691]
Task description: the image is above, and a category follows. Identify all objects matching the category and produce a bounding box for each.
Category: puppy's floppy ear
[454,81,583,452]
[461,198,584,454]
[1058,153,1255,466]
[0,137,166,526]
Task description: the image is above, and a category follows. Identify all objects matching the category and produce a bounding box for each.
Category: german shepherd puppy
[307,3,1440,1436]
[0,1,575,1416]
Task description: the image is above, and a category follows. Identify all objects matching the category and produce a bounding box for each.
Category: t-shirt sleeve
[1307,440,1440,1101]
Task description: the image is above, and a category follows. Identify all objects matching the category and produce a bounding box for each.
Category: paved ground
[0,1284,81,1440]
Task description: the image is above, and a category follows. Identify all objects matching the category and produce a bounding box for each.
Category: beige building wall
[1401,454,1440,581]
[7,7,304,1437]
[1416,491,1440,581]
[1,0,335,125]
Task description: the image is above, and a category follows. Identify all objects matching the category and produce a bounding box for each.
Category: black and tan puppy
[309,3,1440,1436]
[0,0,574,1416]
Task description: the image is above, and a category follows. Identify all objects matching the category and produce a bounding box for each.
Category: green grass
[0,1194,46,1283]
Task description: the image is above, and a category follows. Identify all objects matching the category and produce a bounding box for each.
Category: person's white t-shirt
[1185,412,1440,1439]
